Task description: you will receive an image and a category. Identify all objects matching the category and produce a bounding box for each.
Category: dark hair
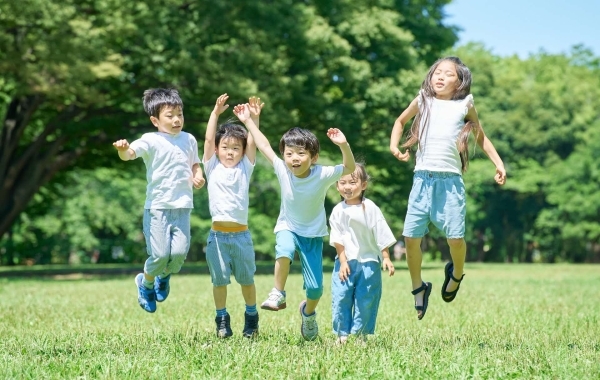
[402,56,477,172]
[215,121,248,151]
[278,127,320,157]
[349,162,370,200]
[142,88,184,118]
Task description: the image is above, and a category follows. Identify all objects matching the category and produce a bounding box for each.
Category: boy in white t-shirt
[113,88,205,313]
[239,116,355,341]
[202,94,264,339]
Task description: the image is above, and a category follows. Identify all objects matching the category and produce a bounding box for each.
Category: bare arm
[466,104,507,185]
[203,94,229,162]
[380,248,395,276]
[113,139,136,161]
[390,97,419,162]
[326,128,355,175]
[240,97,265,164]
[234,104,276,165]
[334,243,351,282]
[191,163,206,189]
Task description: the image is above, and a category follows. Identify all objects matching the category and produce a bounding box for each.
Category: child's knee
[447,238,465,250]
[167,251,188,274]
[306,287,323,300]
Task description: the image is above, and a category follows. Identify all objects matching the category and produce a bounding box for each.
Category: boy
[202,94,263,338]
[239,114,355,341]
[113,88,205,313]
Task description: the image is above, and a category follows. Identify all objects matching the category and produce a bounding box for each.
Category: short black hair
[142,88,184,117]
[278,127,320,157]
[216,122,248,151]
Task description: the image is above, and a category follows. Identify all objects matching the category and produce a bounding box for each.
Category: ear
[311,153,319,164]
[361,181,368,191]
[150,116,159,127]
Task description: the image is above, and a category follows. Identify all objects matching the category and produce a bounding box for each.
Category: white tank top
[414,92,474,174]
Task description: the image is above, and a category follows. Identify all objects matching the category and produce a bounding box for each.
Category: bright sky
[444,0,599,58]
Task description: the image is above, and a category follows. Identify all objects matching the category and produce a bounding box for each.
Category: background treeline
[1,0,599,266]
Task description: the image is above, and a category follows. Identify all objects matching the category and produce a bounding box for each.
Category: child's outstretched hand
[327,128,348,146]
[113,139,130,151]
[382,258,395,277]
[213,94,229,116]
[494,165,507,185]
[391,148,410,162]
[233,103,250,123]
[193,176,206,189]
[247,96,264,119]
[338,261,351,282]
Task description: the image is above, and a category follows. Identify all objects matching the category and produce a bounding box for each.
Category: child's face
[336,173,366,205]
[216,137,245,168]
[283,145,318,178]
[151,106,184,135]
[430,60,459,99]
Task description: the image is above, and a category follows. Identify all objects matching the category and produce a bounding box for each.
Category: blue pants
[143,208,191,277]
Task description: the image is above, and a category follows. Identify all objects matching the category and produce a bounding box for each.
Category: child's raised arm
[235,96,264,164]
[326,128,355,175]
[113,139,136,161]
[203,94,229,163]
[234,102,276,165]
[390,97,419,162]
[466,105,506,185]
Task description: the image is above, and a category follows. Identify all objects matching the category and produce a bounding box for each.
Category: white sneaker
[260,288,287,311]
[299,300,318,341]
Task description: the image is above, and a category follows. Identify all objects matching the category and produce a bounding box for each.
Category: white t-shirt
[203,153,254,225]
[415,92,474,174]
[329,198,396,263]
[130,131,200,209]
[273,156,344,237]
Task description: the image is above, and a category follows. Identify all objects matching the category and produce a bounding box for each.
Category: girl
[329,163,396,344]
[389,56,506,320]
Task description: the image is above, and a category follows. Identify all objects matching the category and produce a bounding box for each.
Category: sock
[245,304,258,316]
[216,308,228,317]
[142,278,154,289]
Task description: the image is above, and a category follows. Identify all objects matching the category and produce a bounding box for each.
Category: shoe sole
[260,303,287,311]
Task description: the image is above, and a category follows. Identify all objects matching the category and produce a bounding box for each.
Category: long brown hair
[401,56,477,172]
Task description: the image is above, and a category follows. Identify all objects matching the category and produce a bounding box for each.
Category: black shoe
[215,314,233,338]
[441,262,465,303]
[242,312,259,338]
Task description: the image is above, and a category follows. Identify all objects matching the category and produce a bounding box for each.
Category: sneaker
[135,273,156,313]
[215,314,233,338]
[154,275,170,302]
[242,312,259,338]
[299,300,318,341]
[260,288,287,311]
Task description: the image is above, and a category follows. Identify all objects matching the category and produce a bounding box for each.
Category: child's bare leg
[446,238,466,293]
[274,257,291,291]
[213,286,227,310]
[241,284,256,306]
[405,237,424,303]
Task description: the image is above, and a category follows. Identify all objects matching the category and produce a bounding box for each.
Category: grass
[0,263,599,379]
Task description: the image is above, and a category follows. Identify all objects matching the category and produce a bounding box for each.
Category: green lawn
[1,263,598,379]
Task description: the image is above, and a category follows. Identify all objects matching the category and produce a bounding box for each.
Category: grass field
[1,263,598,379]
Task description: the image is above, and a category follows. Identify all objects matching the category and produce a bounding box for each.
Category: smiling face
[216,137,245,168]
[283,145,318,178]
[430,60,459,100]
[336,172,367,205]
[150,105,184,135]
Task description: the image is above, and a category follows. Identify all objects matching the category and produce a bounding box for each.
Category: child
[113,88,205,313]
[202,94,263,339]
[389,56,506,320]
[238,115,355,341]
[329,163,396,344]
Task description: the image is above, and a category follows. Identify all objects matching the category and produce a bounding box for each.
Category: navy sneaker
[135,273,156,313]
[242,312,259,338]
[215,314,233,338]
[154,274,170,302]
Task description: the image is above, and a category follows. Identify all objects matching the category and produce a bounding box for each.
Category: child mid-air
[238,115,356,341]
[202,94,263,339]
[390,56,506,320]
[329,163,396,344]
[113,88,205,313]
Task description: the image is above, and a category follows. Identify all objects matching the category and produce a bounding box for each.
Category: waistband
[211,224,248,232]
[414,170,461,179]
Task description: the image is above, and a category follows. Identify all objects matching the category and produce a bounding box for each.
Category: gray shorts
[143,208,191,277]
[206,230,256,286]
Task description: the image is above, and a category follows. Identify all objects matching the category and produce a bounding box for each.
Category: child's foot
[135,273,157,313]
[260,288,287,311]
[298,300,318,341]
[411,282,432,320]
[215,314,233,338]
[242,312,259,338]
[154,274,170,302]
[335,335,348,345]
[442,262,465,303]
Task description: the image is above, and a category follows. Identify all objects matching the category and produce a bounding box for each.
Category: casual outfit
[403,92,473,239]
[329,198,396,336]
[130,131,201,313]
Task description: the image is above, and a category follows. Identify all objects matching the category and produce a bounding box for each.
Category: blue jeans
[331,259,382,336]
[206,230,256,286]
[143,208,191,277]
[402,171,466,239]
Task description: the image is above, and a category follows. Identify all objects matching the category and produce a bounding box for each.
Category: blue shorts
[206,230,256,287]
[275,230,324,300]
[402,171,466,239]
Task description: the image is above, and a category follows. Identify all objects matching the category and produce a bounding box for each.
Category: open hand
[391,148,410,162]
[233,104,250,122]
[338,261,351,282]
[113,139,130,151]
[327,128,348,146]
[247,96,264,119]
[213,94,229,116]
[495,166,506,185]
[382,258,395,277]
